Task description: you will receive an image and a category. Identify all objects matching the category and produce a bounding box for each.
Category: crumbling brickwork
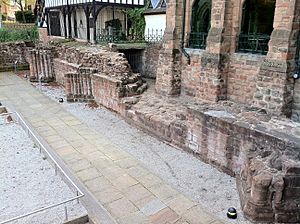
[28,47,56,82]
[142,43,162,78]
[151,0,300,222]
[0,42,30,71]
[292,79,300,121]
[65,67,95,102]
[227,54,263,104]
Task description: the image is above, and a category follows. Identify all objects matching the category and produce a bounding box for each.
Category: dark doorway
[49,11,61,36]
[119,49,143,74]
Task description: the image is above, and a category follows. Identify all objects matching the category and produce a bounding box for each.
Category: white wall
[75,9,87,40]
[144,14,166,36]
[96,7,126,35]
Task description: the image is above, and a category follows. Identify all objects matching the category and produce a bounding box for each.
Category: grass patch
[0,26,38,42]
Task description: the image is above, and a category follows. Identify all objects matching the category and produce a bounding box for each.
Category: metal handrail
[0,111,85,224]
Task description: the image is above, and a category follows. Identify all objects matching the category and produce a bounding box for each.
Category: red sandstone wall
[227,53,264,104]
[0,42,29,68]
[92,74,124,112]
[180,51,264,104]
[180,52,204,98]
[53,59,80,85]
[143,44,162,78]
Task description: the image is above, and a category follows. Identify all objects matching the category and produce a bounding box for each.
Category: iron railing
[238,33,270,55]
[188,32,208,49]
[96,28,163,44]
[0,111,84,224]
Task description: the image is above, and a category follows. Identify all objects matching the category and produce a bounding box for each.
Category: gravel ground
[33,83,252,224]
[0,115,87,224]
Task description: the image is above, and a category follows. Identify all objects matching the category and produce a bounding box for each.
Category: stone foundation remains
[17,33,300,223]
[29,47,56,82]
[0,42,31,71]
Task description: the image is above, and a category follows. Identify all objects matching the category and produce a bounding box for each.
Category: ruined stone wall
[127,95,300,222]
[53,58,80,85]
[187,109,300,223]
[142,43,162,78]
[180,50,261,104]
[92,74,124,113]
[292,80,300,122]
[50,43,146,110]
[28,47,56,82]
[0,42,29,71]
[180,50,228,102]
[227,53,264,104]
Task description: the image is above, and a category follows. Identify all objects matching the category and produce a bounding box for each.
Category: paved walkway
[0,72,225,224]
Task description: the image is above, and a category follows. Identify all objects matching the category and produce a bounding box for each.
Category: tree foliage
[15,10,35,23]
[125,8,146,36]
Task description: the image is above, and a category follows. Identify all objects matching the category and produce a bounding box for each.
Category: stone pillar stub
[253,0,300,116]
[155,0,183,96]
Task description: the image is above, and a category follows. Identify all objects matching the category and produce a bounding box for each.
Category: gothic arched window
[188,0,211,49]
[238,0,276,54]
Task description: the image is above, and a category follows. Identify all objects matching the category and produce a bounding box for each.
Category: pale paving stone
[84,176,112,193]
[63,151,83,164]
[31,121,48,128]
[111,174,139,190]
[49,139,70,150]
[133,195,158,210]
[182,206,216,224]
[140,198,167,216]
[76,167,101,182]
[114,157,139,169]
[138,173,164,188]
[166,195,195,216]
[100,166,126,180]
[35,125,54,132]
[95,187,123,205]
[148,184,180,202]
[117,211,149,224]
[69,140,86,148]
[106,197,138,219]
[45,135,64,144]
[83,151,106,162]
[55,145,76,157]
[75,145,98,155]
[150,207,180,224]
[39,129,58,137]
[127,166,150,179]
[103,149,129,161]
[124,184,153,203]
[67,119,86,126]
[92,157,115,170]
[68,159,92,173]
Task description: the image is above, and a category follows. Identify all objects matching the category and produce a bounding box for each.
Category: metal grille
[119,49,143,73]
[188,32,208,49]
[96,28,163,44]
[238,33,270,55]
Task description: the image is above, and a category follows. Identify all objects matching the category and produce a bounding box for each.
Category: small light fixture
[293,72,299,79]
[227,207,237,219]
[58,98,64,103]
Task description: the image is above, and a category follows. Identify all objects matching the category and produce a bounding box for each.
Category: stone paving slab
[0,73,226,224]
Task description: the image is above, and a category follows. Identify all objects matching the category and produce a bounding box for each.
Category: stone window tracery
[238,0,276,54]
[188,0,211,49]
